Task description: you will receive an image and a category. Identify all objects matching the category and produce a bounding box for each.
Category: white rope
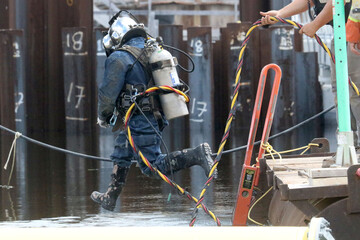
[3,132,22,187]
[4,132,21,170]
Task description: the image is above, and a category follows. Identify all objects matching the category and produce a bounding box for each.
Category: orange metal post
[232,64,282,226]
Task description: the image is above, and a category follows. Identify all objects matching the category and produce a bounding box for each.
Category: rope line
[0,124,113,162]
[247,186,274,226]
[248,142,318,225]
[189,16,342,226]
[2,132,21,188]
[0,104,334,168]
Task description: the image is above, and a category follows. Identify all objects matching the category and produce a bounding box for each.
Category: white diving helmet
[103,11,147,54]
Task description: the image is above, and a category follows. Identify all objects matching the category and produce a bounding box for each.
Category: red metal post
[254,64,282,186]
[232,64,282,226]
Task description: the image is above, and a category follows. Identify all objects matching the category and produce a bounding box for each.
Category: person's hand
[97,117,109,128]
[260,11,280,25]
[299,22,319,38]
[350,42,360,56]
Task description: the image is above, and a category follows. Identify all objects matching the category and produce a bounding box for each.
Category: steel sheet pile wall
[259,26,322,151]
[61,27,98,207]
[0,1,96,218]
[187,27,215,149]
[239,0,270,23]
[216,22,261,182]
[62,27,94,149]
[0,31,17,185]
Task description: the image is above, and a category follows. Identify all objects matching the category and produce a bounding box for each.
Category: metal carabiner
[109,108,119,127]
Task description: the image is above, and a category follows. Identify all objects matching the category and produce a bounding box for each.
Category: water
[0,97,337,227]
[0,136,242,227]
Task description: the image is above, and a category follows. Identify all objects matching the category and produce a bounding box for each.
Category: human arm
[349,42,360,55]
[299,0,334,37]
[260,0,310,25]
[300,0,350,37]
[98,52,127,125]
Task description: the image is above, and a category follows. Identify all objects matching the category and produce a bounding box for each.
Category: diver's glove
[97,117,109,128]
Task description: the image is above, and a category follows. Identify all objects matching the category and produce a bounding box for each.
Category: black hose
[163,44,195,73]
[215,104,335,156]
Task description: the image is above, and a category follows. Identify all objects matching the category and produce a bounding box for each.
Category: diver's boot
[166,143,217,178]
[90,165,130,211]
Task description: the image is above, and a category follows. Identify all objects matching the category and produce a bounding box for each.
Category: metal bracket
[335,131,358,166]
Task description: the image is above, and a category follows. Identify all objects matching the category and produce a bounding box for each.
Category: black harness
[110,44,164,132]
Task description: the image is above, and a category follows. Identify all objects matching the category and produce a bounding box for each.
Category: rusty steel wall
[293,52,323,146]
[14,0,94,141]
[259,26,323,151]
[46,1,95,141]
[213,39,224,148]
[0,30,17,185]
[18,0,47,140]
[62,27,94,143]
[187,27,215,149]
[217,22,261,180]
[238,0,294,26]
[222,22,261,148]
[239,0,270,23]
[260,26,297,151]
[9,1,96,218]
[0,1,10,29]
[62,27,98,199]
[0,0,16,29]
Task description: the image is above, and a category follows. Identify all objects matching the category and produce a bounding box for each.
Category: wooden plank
[308,168,348,178]
[266,156,330,166]
[266,154,350,200]
[279,181,348,200]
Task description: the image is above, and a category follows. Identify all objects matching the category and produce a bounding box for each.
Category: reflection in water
[0,130,244,227]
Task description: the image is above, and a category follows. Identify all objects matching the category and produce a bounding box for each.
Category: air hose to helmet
[163,44,195,73]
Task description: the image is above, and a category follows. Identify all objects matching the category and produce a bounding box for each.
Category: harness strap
[112,44,165,132]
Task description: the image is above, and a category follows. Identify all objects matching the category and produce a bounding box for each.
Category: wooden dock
[263,154,348,201]
[259,147,360,239]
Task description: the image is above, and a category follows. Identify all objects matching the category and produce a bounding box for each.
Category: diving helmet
[103,11,147,52]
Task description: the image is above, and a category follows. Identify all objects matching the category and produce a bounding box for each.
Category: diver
[91,11,217,211]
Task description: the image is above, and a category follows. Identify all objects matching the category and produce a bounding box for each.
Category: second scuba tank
[149,44,189,120]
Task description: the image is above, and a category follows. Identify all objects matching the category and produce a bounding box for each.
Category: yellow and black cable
[124,85,221,226]
[189,16,351,226]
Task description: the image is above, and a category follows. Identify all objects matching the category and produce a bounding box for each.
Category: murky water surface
[0,108,336,227]
[0,135,244,227]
